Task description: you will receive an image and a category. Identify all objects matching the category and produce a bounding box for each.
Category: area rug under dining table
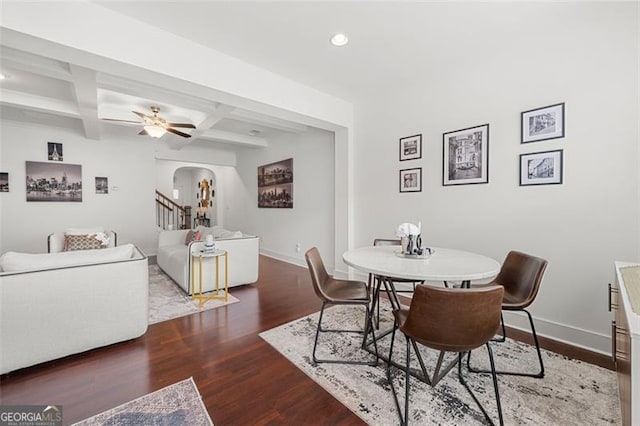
[260,302,621,425]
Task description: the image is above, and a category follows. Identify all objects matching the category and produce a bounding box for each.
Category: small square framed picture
[399,167,422,193]
[521,103,565,143]
[520,149,563,186]
[399,134,422,161]
[48,142,63,161]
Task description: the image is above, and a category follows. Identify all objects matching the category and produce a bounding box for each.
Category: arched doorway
[173,167,217,227]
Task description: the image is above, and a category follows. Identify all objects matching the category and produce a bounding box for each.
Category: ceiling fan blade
[101,118,141,124]
[167,122,196,129]
[132,111,150,120]
[166,128,192,138]
[138,129,149,136]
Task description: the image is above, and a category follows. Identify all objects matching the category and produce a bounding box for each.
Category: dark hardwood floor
[0,255,611,425]
[0,256,365,425]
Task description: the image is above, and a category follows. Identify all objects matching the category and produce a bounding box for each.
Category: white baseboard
[260,249,307,269]
[336,268,611,355]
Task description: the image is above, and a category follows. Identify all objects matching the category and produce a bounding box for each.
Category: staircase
[156,190,192,230]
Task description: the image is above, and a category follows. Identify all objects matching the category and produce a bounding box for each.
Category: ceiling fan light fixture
[144,124,166,138]
[330,33,349,47]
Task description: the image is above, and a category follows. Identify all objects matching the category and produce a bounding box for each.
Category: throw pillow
[64,234,104,251]
[185,230,196,245]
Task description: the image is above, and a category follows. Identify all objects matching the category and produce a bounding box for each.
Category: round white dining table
[343,245,501,283]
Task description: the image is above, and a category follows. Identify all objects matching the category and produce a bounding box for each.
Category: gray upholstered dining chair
[387,284,505,426]
[467,250,548,378]
[305,247,379,366]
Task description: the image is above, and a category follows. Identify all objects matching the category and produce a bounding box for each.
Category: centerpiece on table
[396,222,432,258]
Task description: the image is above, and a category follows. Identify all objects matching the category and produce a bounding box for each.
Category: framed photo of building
[520,149,563,186]
[399,134,422,161]
[47,142,63,161]
[442,124,489,186]
[257,158,293,208]
[26,161,82,202]
[95,177,109,194]
[521,103,565,143]
[399,167,422,193]
[0,172,8,192]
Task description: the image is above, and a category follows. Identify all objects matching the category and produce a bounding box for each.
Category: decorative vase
[204,234,215,253]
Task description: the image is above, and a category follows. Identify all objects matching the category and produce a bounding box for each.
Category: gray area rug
[149,265,239,324]
[260,302,621,425]
[72,377,213,425]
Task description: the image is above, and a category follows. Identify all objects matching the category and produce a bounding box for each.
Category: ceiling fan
[102,106,196,138]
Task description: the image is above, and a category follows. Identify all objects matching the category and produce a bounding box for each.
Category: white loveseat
[157,227,259,294]
[0,244,148,374]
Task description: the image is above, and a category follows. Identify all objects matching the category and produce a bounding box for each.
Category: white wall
[0,119,158,254]
[231,129,335,268]
[352,3,639,353]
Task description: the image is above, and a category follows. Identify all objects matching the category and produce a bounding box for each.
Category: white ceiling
[0,1,588,147]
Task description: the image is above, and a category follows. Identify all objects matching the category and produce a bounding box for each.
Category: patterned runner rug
[149,265,239,324]
[72,378,213,425]
[260,303,620,425]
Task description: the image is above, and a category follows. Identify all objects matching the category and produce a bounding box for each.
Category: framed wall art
[257,158,293,208]
[399,167,422,193]
[399,134,422,161]
[442,124,489,186]
[95,177,109,194]
[47,142,63,161]
[520,149,563,186]
[521,103,565,143]
[0,172,8,192]
[26,161,82,202]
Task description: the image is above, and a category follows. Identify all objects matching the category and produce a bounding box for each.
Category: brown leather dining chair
[468,250,548,378]
[368,238,424,328]
[305,247,378,366]
[387,284,505,426]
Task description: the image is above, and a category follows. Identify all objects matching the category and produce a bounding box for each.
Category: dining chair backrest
[494,251,548,308]
[373,238,401,247]
[400,284,504,353]
[305,247,331,301]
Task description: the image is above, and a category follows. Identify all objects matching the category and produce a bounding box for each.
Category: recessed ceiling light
[330,33,349,47]
[0,73,7,80]
[248,129,260,136]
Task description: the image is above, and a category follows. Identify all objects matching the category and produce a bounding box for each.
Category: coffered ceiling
[0,42,308,149]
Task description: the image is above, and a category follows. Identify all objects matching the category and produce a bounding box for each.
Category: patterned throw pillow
[64,234,104,251]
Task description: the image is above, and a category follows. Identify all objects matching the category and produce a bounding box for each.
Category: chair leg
[386,322,407,426]
[491,313,506,342]
[458,348,504,426]
[467,309,544,378]
[312,302,379,366]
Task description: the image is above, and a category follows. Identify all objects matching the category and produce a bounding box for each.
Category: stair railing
[155,190,192,230]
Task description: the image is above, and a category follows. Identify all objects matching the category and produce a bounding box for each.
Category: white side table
[190,249,228,308]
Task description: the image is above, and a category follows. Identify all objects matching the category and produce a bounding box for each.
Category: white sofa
[0,244,148,374]
[157,227,259,294]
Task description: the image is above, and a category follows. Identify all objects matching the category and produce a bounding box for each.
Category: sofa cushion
[185,230,200,245]
[65,226,105,235]
[0,244,134,273]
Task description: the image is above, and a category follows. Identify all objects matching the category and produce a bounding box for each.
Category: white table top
[343,246,501,282]
[192,248,226,258]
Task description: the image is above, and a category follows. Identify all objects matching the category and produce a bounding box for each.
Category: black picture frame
[519,149,563,186]
[95,177,108,194]
[0,172,8,192]
[47,142,63,161]
[399,134,422,161]
[442,124,489,186]
[399,167,422,193]
[521,103,565,144]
